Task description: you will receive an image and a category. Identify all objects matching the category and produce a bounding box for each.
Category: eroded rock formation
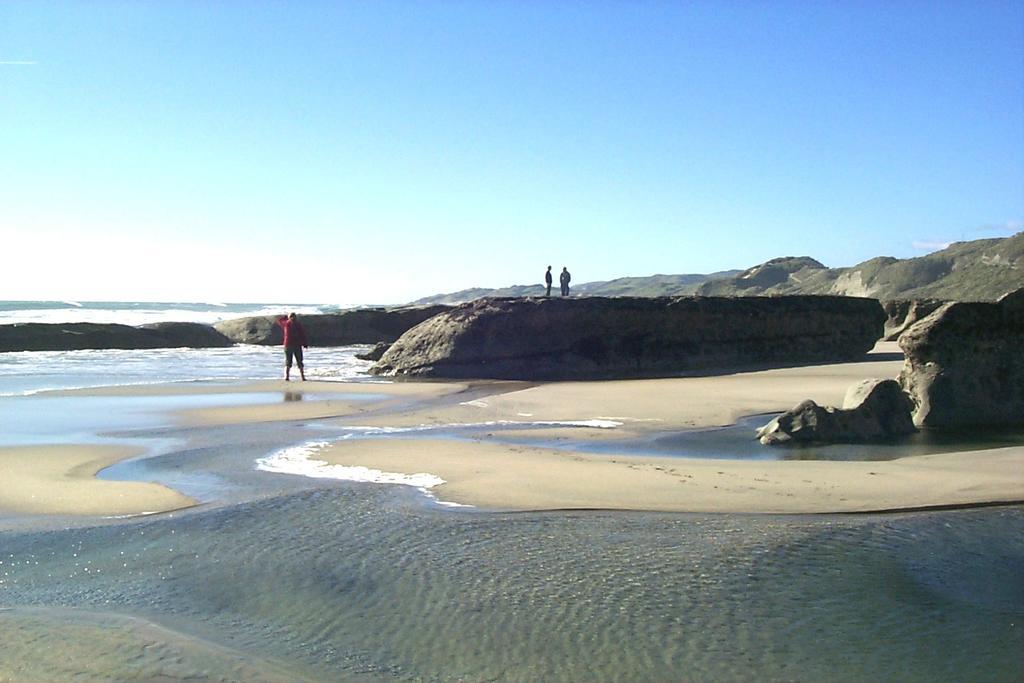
[214,305,450,346]
[757,379,916,445]
[898,288,1024,429]
[881,299,945,341]
[371,295,886,381]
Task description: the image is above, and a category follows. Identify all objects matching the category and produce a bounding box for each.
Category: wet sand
[0,444,196,516]
[314,438,1024,513]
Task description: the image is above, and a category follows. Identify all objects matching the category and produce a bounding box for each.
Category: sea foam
[255,440,469,507]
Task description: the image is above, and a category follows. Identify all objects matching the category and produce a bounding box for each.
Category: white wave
[0,345,371,395]
[102,511,162,519]
[255,440,471,507]
[339,419,623,434]
[257,441,444,488]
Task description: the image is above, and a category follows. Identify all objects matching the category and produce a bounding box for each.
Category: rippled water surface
[1,483,1021,681]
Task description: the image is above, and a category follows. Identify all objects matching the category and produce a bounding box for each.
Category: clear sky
[2,1,1022,304]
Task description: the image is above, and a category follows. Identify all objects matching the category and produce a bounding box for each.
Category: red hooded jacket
[276,317,308,348]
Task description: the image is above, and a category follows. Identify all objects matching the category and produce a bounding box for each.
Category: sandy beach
[20,343,1021,517]
[0,444,196,516]
[0,379,471,518]
[147,341,1019,514]
[314,438,1024,513]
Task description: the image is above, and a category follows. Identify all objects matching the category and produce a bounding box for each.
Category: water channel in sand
[1,383,1022,680]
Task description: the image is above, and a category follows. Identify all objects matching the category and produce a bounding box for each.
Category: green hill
[410,234,1023,304]
[694,233,1023,301]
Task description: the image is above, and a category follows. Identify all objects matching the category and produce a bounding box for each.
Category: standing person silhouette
[544,265,553,297]
[276,312,308,381]
[560,267,572,297]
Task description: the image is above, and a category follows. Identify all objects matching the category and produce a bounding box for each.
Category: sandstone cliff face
[371,296,885,381]
[214,306,450,346]
[0,322,233,352]
[898,288,1024,429]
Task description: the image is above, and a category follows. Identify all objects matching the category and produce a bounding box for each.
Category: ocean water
[0,345,376,396]
[1,301,1022,681]
[0,299,348,326]
[2,483,1021,681]
[0,300,376,396]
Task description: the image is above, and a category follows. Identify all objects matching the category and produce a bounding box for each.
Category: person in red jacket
[276,312,308,381]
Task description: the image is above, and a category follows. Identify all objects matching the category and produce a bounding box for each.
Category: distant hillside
[695,233,1023,301]
[409,233,1023,305]
[410,270,741,305]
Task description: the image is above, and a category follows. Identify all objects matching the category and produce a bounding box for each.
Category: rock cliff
[898,288,1024,429]
[0,322,234,352]
[214,305,450,346]
[371,296,885,381]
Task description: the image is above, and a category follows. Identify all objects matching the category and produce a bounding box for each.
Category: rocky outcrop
[213,316,281,345]
[214,305,451,346]
[0,322,234,352]
[881,299,945,341]
[355,342,391,362]
[757,379,916,445]
[371,296,886,381]
[898,288,1024,429]
[140,322,236,348]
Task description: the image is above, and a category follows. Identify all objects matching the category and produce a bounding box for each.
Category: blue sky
[2,1,1022,304]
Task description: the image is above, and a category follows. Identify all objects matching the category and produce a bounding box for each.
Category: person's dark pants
[546,283,551,297]
[285,346,304,369]
[561,284,569,296]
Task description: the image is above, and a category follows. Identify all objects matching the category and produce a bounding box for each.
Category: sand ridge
[311,437,1024,513]
[0,444,196,516]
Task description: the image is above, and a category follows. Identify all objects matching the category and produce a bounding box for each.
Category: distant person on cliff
[276,312,308,381]
[545,265,553,297]
[560,267,572,296]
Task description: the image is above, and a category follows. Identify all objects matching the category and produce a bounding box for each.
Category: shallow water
[625,415,1024,461]
[306,413,1024,464]
[1,339,1022,681]
[0,390,384,448]
[0,344,376,396]
[472,413,1024,462]
[1,483,1021,682]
